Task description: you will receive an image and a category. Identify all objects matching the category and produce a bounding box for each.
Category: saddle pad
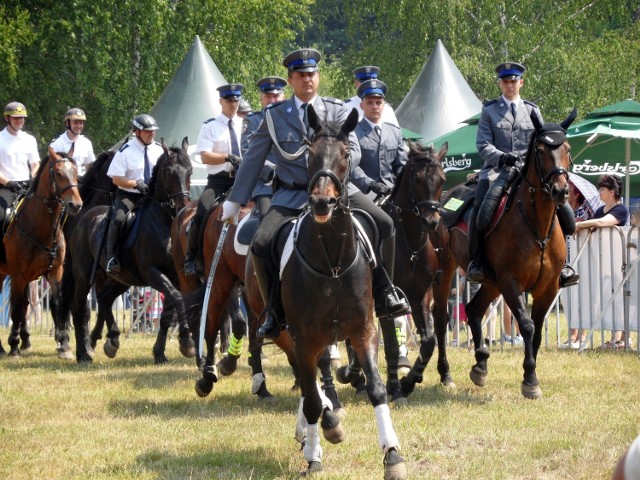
[233,212,253,256]
[279,212,376,279]
[441,186,475,228]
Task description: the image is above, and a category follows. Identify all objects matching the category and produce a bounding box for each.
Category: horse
[336,141,450,404]
[65,137,195,363]
[429,111,576,399]
[279,105,405,477]
[52,149,117,360]
[0,149,82,357]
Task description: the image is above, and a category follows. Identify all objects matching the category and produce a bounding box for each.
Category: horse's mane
[79,150,115,198]
[391,141,445,197]
[31,152,76,192]
[148,143,191,195]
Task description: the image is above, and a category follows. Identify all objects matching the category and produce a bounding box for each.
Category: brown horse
[282,105,405,477]
[0,149,82,357]
[430,111,576,399]
[177,200,300,400]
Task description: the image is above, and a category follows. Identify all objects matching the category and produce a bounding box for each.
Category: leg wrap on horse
[375,404,401,452]
[227,332,243,357]
[303,423,323,463]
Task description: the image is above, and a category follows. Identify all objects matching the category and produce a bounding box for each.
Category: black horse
[337,141,449,403]
[282,106,406,478]
[53,149,117,360]
[65,138,195,363]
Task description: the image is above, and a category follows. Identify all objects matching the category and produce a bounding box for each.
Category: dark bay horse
[0,149,82,357]
[337,141,450,404]
[282,106,405,477]
[66,138,195,363]
[53,149,117,359]
[431,111,576,399]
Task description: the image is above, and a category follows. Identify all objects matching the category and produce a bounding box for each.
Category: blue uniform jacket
[241,109,275,199]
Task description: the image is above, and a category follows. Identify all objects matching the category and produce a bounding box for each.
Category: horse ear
[181,136,189,151]
[531,110,543,132]
[161,137,169,154]
[342,107,359,136]
[48,147,59,160]
[307,104,321,132]
[437,141,449,159]
[560,108,578,130]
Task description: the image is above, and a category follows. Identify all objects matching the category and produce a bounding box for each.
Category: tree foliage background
[0,0,638,154]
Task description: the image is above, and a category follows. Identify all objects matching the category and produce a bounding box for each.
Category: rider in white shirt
[50,108,95,178]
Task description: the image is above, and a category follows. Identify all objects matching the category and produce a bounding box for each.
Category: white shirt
[50,131,96,176]
[344,95,400,127]
[107,137,163,193]
[195,114,242,176]
[0,128,40,181]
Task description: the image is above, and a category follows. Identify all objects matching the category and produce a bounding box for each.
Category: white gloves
[221,200,241,224]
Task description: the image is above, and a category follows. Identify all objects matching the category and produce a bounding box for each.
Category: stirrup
[106,257,120,274]
[375,286,411,320]
[257,309,281,339]
[466,259,484,283]
[559,265,579,288]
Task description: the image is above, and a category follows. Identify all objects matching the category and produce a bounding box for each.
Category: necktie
[511,102,517,119]
[302,103,309,132]
[143,145,151,183]
[374,125,381,142]
[228,119,240,157]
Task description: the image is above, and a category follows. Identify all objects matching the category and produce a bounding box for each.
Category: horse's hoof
[440,377,457,390]
[77,354,93,364]
[57,348,74,360]
[302,461,323,475]
[217,354,239,376]
[195,378,214,398]
[355,387,368,399]
[179,338,196,358]
[8,349,21,358]
[20,345,32,353]
[321,409,345,444]
[0,350,6,359]
[391,395,408,408]
[335,366,350,384]
[103,339,118,358]
[469,367,487,387]
[521,382,543,399]
[384,448,407,480]
[154,354,169,365]
[257,394,276,403]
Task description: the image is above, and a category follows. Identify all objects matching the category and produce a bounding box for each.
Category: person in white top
[183,83,244,277]
[50,107,96,178]
[344,66,399,127]
[0,101,40,225]
[105,114,163,273]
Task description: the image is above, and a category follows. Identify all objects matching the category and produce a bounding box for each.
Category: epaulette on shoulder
[118,143,130,153]
[203,117,216,124]
[266,100,285,110]
[324,97,344,106]
[246,111,261,118]
[523,99,538,108]
[483,99,498,107]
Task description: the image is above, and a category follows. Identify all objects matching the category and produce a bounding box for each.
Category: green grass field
[0,331,639,479]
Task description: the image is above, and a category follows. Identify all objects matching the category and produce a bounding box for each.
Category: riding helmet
[131,114,159,131]
[65,108,87,121]
[3,101,28,118]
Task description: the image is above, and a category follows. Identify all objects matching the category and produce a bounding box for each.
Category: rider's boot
[466,206,484,283]
[556,202,580,288]
[252,252,283,339]
[374,234,411,319]
[183,220,200,277]
[106,222,121,274]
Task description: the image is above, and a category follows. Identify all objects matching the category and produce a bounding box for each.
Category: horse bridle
[529,131,570,197]
[306,132,351,206]
[48,158,79,204]
[158,152,191,213]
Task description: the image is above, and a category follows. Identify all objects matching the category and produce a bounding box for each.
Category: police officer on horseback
[183,83,244,277]
[0,102,40,225]
[106,114,163,274]
[467,62,578,288]
[50,107,96,178]
[221,48,410,339]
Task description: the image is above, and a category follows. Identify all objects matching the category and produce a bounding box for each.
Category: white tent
[395,39,482,142]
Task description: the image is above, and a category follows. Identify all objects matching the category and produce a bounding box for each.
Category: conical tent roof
[150,35,227,148]
[395,39,482,142]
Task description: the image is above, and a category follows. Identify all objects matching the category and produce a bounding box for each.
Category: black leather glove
[225,154,241,169]
[5,181,21,192]
[500,152,522,168]
[369,181,391,197]
[135,179,149,195]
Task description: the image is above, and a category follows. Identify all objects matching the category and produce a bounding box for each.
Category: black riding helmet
[131,114,159,132]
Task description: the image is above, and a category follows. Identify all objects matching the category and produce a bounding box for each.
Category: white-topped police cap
[353,65,380,81]
[256,76,287,93]
[217,83,244,100]
[357,79,387,98]
[496,62,526,80]
[282,48,321,72]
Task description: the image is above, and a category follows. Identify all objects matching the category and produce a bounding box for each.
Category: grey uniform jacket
[476,97,542,180]
[351,119,407,193]
[241,109,275,199]
[228,96,361,209]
